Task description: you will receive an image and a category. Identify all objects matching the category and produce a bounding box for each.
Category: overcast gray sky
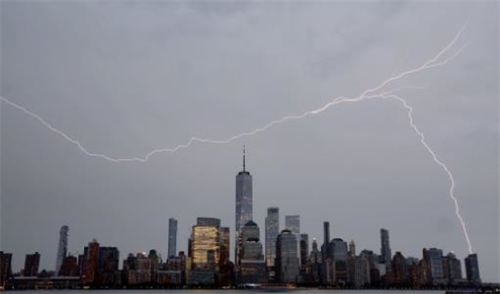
[1,1,498,282]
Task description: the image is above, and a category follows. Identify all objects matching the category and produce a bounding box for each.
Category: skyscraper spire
[243,145,246,172]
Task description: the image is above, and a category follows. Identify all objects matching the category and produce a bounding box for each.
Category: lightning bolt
[382,93,473,254]
[0,21,473,253]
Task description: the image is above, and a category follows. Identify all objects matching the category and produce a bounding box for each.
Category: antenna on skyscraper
[243,145,246,172]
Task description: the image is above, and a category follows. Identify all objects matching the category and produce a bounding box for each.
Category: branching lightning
[382,93,473,254]
[0,21,473,253]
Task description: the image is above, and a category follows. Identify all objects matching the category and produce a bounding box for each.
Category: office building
[55,225,69,275]
[265,207,279,271]
[275,229,299,283]
[380,228,392,273]
[465,253,481,284]
[168,218,178,258]
[23,252,40,277]
[235,146,253,266]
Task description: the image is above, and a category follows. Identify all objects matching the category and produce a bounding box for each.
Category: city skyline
[1,1,498,284]
[0,146,497,282]
[0,150,486,285]
[0,215,484,289]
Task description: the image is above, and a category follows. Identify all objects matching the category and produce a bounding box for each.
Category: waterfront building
[331,238,349,284]
[348,255,371,288]
[322,222,330,260]
[265,207,279,277]
[218,227,231,286]
[300,234,309,270]
[380,228,392,273]
[23,252,40,277]
[96,247,120,286]
[285,215,301,266]
[443,252,462,285]
[427,248,445,285]
[82,239,100,285]
[239,221,265,284]
[0,252,13,288]
[235,146,253,266]
[58,255,79,276]
[168,218,178,258]
[392,251,407,284]
[275,229,299,283]
[55,225,69,275]
[191,218,221,271]
[465,253,481,284]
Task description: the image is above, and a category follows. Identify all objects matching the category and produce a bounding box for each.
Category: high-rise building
[405,257,419,286]
[360,250,381,285]
[465,253,481,284]
[218,227,231,286]
[321,221,334,285]
[348,255,371,288]
[285,215,300,234]
[240,221,265,284]
[322,221,330,260]
[148,249,160,283]
[55,225,69,275]
[392,251,407,284]
[191,218,221,270]
[96,247,120,285]
[300,234,309,269]
[275,229,299,283]
[332,238,349,283]
[426,248,445,284]
[82,239,100,284]
[443,252,462,284]
[235,146,253,266]
[285,215,301,265]
[58,255,79,276]
[0,252,13,288]
[265,207,279,270]
[380,228,392,273]
[23,252,40,277]
[123,252,153,285]
[168,218,178,258]
[309,239,322,284]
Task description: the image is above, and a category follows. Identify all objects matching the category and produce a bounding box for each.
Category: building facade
[191,220,221,271]
[239,221,265,284]
[55,225,69,275]
[265,207,279,272]
[465,253,481,284]
[380,228,392,273]
[82,239,100,285]
[168,218,178,258]
[23,252,40,277]
[235,147,253,266]
[275,229,299,283]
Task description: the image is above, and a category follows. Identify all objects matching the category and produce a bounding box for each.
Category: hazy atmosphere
[1,1,498,283]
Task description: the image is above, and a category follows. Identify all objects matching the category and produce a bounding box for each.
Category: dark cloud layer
[1,1,498,282]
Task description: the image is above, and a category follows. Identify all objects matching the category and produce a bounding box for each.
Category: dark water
[15,291,447,294]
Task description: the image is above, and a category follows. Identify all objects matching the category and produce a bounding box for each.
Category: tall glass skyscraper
[191,219,221,270]
[275,229,299,283]
[55,225,69,275]
[168,218,177,258]
[285,215,301,265]
[380,228,392,272]
[285,215,300,234]
[235,146,252,265]
[265,207,279,269]
[465,253,481,284]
